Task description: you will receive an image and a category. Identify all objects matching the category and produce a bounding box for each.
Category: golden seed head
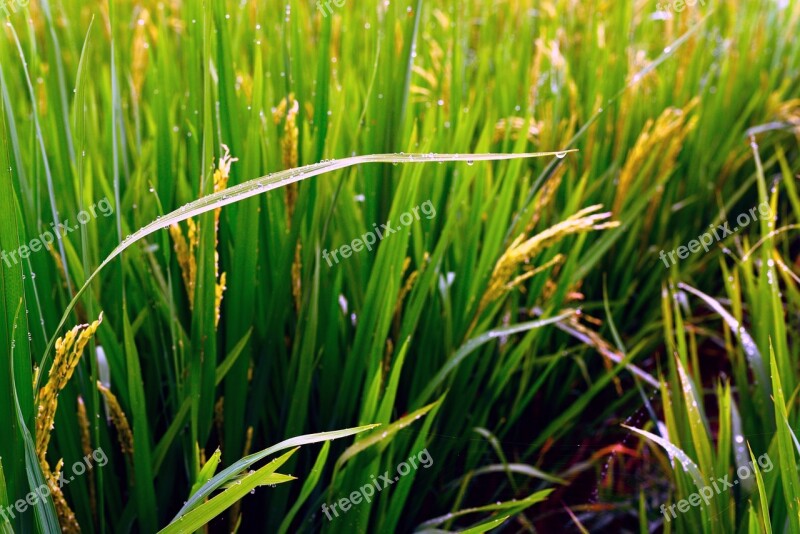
[275,94,300,224]
[613,100,698,215]
[97,382,135,456]
[493,117,543,144]
[170,222,197,308]
[170,146,233,323]
[37,315,104,464]
[474,207,619,323]
[292,242,303,310]
[76,396,92,459]
[215,271,227,328]
[132,8,152,99]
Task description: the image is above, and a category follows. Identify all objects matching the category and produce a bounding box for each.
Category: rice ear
[97,382,135,456]
[34,314,103,534]
[471,206,619,331]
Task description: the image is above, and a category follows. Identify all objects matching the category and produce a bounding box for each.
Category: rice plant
[0,0,798,532]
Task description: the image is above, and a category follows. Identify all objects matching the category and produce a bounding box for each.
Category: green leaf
[748,442,772,534]
[159,449,299,534]
[190,448,222,498]
[174,425,378,519]
[39,150,576,380]
[415,489,554,530]
[678,283,770,402]
[335,398,442,471]
[623,424,705,489]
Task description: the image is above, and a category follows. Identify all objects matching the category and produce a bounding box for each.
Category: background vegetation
[0,0,799,532]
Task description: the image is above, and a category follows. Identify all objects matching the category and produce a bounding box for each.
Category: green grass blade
[174,425,378,519]
[159,449,299,534]
[38,150,574,390]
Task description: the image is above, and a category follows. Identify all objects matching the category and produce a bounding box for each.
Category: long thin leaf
[39,150,576,384]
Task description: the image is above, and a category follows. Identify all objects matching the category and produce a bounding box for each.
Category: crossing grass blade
[335,398,443,471]
[38,150,575,385]
[159,449,299,534]
[622,425,705,489]
[3,0,800,531]
[174,425,378,519]
[415,488,554,531]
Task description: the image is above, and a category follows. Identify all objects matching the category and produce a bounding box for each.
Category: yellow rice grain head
[292,242,302,312]
[493,117,543,144]
[35,314,102,534]
[131,8,152,100]
[613,99,698,217]
[97,382,134,457]
[767,92,800,141]
[212,148,233,327]
[276,95,302,310]
[281,99,300,171]
[394,256,419,318]
[169,219,197,308]
[473,206,619,330]
[76,396,97,520]
[527,163,569,233]
[49,459,81,534]
[36,314,104,464]
[274,94,300,225]
[410,31,451,110]
[170,146,234,327]
[77,397,93,463]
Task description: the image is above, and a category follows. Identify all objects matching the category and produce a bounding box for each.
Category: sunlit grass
[0,0,799,532]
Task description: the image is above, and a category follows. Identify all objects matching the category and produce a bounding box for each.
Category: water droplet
[555,152,567,159]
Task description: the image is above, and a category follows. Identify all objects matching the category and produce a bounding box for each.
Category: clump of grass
[0,0,797,532]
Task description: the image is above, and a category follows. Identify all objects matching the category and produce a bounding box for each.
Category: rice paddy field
[0,0,799,532]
